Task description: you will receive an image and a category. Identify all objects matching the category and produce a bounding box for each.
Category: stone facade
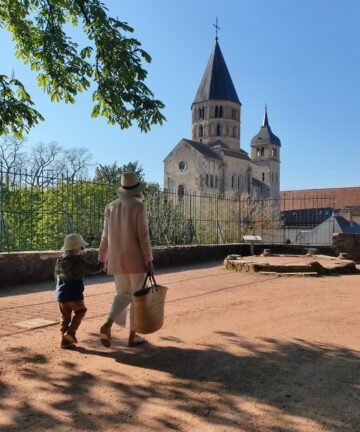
[192,99,241,151]
[164,39,281,199]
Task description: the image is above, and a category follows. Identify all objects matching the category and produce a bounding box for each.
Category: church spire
[192,39,240,105]
[262,104,269,127]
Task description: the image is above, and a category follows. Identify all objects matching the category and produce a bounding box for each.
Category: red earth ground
[0,261,360,431]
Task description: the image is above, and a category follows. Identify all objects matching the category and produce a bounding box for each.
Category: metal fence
[0,168,337,252]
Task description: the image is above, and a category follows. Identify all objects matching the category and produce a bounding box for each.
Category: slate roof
[222,148,250,160]
[296,213,360,245]
[208,139,229,149]
[208,139,250,160]
[183,139,222,160]
[193,40,241,105]
[281,208,334,226]
[251,107,281,147]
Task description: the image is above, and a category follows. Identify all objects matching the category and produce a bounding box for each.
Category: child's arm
[80,257,103,275]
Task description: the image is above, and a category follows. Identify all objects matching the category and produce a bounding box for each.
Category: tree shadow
[1,336,360,431]
[0,274,113,298]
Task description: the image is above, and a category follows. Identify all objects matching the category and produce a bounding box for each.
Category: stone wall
[0,243,336,288]
[332,233,360,262]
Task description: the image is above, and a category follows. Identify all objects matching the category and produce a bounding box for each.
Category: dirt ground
[1,262,360,432]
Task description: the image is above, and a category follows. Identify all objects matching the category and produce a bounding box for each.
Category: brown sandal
[100,325,111,348]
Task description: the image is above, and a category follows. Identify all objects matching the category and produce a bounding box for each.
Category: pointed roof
[262,104,269,127]
[251,106,281,147]
[193,40,240,105]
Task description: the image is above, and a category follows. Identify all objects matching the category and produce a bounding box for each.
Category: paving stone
[15,318,58,329]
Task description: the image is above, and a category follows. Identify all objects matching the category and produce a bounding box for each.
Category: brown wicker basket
[131,276,168,334]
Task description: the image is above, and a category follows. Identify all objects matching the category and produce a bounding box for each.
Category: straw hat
[61,233,88,250]
[117,172,145,196]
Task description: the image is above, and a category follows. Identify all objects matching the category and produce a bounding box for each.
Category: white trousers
[109,273,146,329]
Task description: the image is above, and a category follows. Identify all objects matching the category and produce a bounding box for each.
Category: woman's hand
[146,260,154,276]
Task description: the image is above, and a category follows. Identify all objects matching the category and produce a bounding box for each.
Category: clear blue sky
[1,0,359,190]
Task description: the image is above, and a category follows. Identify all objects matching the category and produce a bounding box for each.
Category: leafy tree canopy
[0,0,165,139]
[94,160,161,193]
[94,160,144,184]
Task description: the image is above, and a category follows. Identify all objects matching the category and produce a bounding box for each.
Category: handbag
[131,275,168,334]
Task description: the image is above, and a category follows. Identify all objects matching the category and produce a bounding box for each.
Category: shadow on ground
[0,261,222,298]
[1,335,360,431]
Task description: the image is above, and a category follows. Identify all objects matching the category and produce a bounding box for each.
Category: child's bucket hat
[61,233,88,250]
[117,172,145,196]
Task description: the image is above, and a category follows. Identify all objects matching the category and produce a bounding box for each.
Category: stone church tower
[163,37,282,200]
[191,39,241,151]
[251,106,281,198]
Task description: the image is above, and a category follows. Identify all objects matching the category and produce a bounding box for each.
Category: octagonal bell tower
[191,38,242,151]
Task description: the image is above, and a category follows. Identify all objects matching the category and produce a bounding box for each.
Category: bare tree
[26,143,93,186]
[0,138,93,186]
[61,147,92,180]
[27,142,63,186]
[0,136,26,176]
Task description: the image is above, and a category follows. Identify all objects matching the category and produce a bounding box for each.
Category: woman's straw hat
[117,172,145,196]
[61,233,88,250]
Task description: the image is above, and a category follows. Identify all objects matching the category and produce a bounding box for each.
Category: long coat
[99,195,153,275]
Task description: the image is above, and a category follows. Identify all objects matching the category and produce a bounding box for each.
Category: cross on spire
[213,17,221,41]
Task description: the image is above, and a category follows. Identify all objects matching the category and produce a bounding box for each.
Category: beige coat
[99,195,153,275]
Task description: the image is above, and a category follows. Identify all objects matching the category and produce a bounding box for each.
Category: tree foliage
[0,0,165,139]
[94,160,144,184]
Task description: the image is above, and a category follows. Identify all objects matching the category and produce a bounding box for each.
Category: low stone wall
[332,233,360,263]
[0,243,335,287]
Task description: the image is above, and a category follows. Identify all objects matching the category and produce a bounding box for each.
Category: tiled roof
[280,187,360,210]
[183,139,222,160]
[193,40,240,105]
[222,148,250,160]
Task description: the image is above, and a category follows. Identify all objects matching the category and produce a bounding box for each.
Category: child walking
[55,233,102,348]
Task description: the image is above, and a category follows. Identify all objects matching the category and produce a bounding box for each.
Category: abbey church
[163,37,282,199]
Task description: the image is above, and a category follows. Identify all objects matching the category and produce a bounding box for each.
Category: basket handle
[142,274,158,290]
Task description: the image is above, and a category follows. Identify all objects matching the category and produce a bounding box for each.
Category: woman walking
[98,172,154,347]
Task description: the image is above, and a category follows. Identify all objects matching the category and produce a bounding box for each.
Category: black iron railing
[0,167,336,252]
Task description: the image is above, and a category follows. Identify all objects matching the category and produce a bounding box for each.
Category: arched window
[215,105,219,118]
[272,148,277,157]
[199,125,203,137]
[232,109,236,119]
[219,106,223,118]
[205,174,209,186]
[262,172,265,182]
[231,175,234,189]
[178,185,185,198]
[216,124,221,136]
[202,107,205,119]
[210,175,214,187]
[215,175,218,188]
[261,147,265,156]
[256,148,261,157]
[232,127,236,138]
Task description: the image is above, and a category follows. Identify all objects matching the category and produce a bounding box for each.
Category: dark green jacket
[55,255,101,302]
